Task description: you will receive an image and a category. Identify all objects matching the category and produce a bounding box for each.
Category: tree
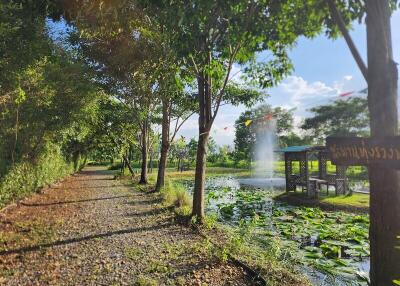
[306,1,399,283]
[301,97,369,143]
[295,0,399,283]
[64,1,197,187]
[142,0,320,221]
[186,138,198,164]
[169,137,188,171]
[206,137,219,163]
[0,1,103,175]
[65,4,163,184]
[364,1,399,284]
[234,104,294,162]
[154,75,196,191]
[279,133,313,148]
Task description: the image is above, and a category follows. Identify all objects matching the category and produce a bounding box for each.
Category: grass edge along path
[1,167,255,286]
[148,176,312,286]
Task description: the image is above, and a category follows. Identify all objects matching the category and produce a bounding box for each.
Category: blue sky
[178,10,400,146]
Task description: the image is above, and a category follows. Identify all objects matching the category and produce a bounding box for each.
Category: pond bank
[177,176,370,286]
[275,192,369,214]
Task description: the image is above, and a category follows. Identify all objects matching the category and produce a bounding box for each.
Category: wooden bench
[308,178,327,198]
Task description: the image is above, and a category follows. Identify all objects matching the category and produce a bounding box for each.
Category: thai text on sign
[326,136,400,167]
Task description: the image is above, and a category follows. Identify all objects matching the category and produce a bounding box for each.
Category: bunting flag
[339,88,367,98]
[244,119,253,126]
[339,91,354,97]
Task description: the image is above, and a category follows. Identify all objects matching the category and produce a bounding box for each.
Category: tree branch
[326,0,368,82]
[211,44,240,124]
[170,110,196,143]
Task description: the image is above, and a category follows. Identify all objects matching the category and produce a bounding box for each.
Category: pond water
[180,176,370,286]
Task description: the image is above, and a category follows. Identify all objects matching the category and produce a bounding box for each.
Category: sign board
[326,136,400,168]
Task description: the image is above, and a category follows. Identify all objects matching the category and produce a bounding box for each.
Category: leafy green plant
[0,143,84,208]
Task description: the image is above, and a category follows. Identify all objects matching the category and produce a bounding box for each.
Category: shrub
[162,179,192,209]
[0,143,85,208]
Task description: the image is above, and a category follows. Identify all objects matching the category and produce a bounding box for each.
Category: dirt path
[0,166,253,286]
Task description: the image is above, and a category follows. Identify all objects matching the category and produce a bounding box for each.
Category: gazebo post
[284,152,291,193]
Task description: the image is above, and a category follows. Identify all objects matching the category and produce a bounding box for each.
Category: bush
[235,159,250,169]
[162,179,192,209]
[0,143,85,208]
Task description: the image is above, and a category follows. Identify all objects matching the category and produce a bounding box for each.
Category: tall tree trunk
[192,70,212,222]
[192,128,209,221]
[366,1,400,284]
[139,120,148,184]
[155,99,171,192]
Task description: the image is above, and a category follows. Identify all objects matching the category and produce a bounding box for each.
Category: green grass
[162,179,192,208]
[164,167,251,179]
[321,193,369,208]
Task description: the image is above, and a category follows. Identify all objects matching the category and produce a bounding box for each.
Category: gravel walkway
[0,166,253,286]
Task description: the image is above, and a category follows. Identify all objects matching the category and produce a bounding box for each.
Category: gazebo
[276,146,348,198]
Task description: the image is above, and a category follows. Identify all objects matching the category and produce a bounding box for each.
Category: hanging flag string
[214,87,367,133]
[339,91,354,97]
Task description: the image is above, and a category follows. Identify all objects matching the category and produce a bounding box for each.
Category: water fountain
[238,117,286,188]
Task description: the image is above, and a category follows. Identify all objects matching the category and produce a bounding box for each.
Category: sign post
[326,136,400,168]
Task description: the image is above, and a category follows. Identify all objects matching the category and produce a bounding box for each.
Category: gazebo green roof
[275,145,325,153]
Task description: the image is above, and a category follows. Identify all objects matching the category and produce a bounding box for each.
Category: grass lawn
[321,193,370,208]
[120,164,370,211]
[165,167,251,178]
[276,191,369,213]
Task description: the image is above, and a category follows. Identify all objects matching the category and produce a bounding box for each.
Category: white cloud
[267,75,360,131]
[344,75,353,81]
[175,75,359,146]
[277,76,339,109]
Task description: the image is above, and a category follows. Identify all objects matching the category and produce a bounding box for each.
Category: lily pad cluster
[186,177,370,285]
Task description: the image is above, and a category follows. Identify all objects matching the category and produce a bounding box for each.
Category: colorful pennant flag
[244,119,253,127]
[339,91,354,97]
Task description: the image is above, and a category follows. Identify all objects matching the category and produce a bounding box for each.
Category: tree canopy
[301,97,369,143]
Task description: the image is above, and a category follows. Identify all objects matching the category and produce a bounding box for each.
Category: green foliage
[180,177,370,282]
[0,143,84,208]
[302,97,369,144]
[0,2,109,208]
[162,179,192,209]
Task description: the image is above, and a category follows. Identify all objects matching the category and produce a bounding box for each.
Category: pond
[180,176,370,286]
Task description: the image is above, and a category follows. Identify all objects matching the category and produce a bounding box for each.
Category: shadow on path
[125,198,163,206]
[20,195,132,207]
[0,223,174,256]
[52,184,132,190]
[125,206,174,218]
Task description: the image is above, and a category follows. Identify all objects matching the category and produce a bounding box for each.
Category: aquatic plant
[183,177,371,284]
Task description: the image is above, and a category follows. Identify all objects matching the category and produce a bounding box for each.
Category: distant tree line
[232,97,369,164]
